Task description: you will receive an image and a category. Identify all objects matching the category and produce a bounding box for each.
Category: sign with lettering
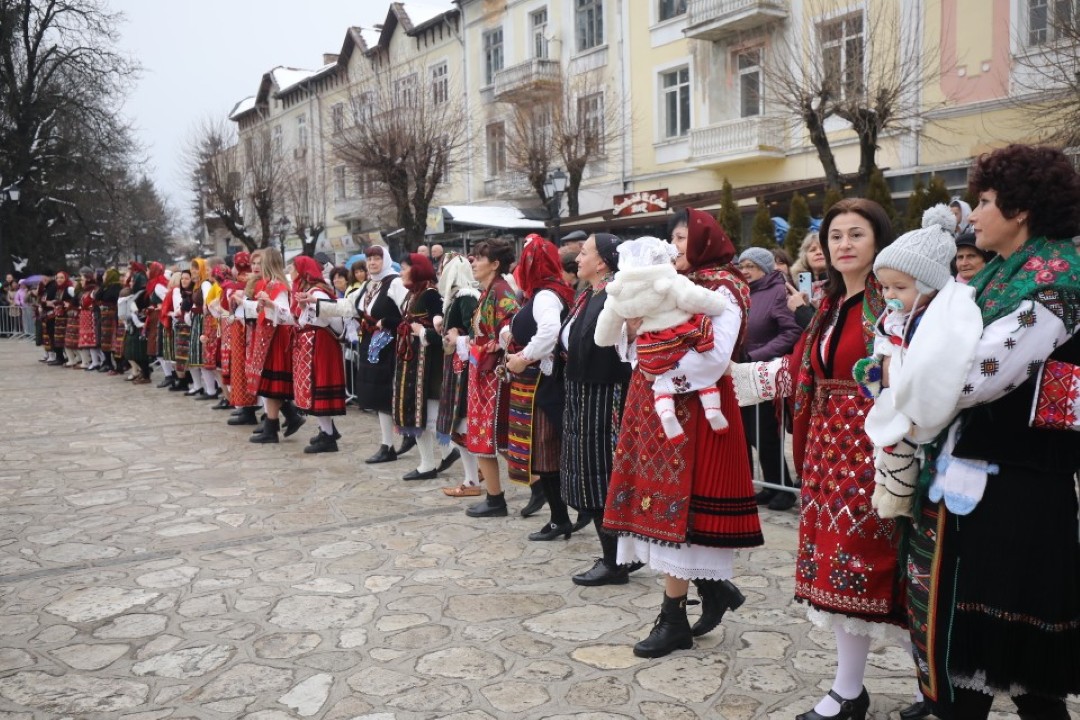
[612,189,669,217]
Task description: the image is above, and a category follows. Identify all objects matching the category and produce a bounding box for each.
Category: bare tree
[279,151,326,257]
[242,124,285,248]
[0,0,139,271]
[762,1,943,193]
[1012,9,1080,148]
[331,62,468,252]
[503,72,625,216]
[187,118,257,250]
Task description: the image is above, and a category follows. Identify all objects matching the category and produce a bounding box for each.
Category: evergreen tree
[926,175,952,209]
[865,168,897,226]
[904,178,929,232]
[719,178,742,247]
[750,198,774,248]
[785,192,810,258]
[822,186,844,214]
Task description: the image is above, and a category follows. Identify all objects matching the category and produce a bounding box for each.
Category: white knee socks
[456,442,479,486]
[201,368,217,395]
[316,416,335,435]
[815,627,872,716]
[79,349,92,367]
[416,432,437,472]
[189,370,204,392]
[91,349,105,367]
[160,359,175,376]
[378,412,395,447]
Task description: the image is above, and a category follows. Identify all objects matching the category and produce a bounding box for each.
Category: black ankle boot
[249,418,280,444]
[227,406,258,426]
[365,444,397,464]
[691,578,745,636]
[633,594,694,658]
[519,483,546,518]
[157,374,176,389]
[280,401,306,438]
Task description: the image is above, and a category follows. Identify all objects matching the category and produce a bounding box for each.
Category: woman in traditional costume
[225,252,260,425]
[47,270,74,366]
[76,267,104,370]
[315,245,407,461]
[97,268,122,374]
[561,234,635,585]
[62,271,81,366]
[905,145,1080,720]
[391,253,450,479]
[185,257,217,399]
[436,253,482,497]
[732,199,904,720]
[605,209,761,659]
[126,264,153,384]
[502,235,576,539]
[248,248,304,443]
[202,265,231,407]
[291,255,347,453]
[462,238,519,518]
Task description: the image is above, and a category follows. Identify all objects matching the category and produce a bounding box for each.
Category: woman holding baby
[602,208,762,659]
[906,145,1080,720]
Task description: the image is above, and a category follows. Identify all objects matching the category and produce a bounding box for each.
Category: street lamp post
[0,188,21,278]
[276,217,290,258]
[543,168,568,246]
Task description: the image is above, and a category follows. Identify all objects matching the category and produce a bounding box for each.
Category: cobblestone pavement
[0,341,1072,720]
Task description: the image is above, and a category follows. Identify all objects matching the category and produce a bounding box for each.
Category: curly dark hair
[328,266,350,285]
[968,144,1080,240]
[472,237,516,274]
[819,198,895,302]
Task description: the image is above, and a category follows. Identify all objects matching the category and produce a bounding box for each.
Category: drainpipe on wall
[452,1,473,203]
[619,0,633,193]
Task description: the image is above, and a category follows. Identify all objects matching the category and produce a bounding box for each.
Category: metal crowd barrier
[746,398,799,496]
[342,340,359,404]
[0,304,34,340]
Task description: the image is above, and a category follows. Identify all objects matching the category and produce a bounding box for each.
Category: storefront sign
[612,189,669,217]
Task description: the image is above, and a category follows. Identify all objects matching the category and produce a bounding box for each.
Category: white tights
[378,412,395,447]
[815,627,871,716]
[200,368,217,395]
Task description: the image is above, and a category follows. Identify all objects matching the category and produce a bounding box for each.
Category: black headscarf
[593,233,622,272]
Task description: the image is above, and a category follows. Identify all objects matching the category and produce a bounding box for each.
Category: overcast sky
[109,0,393,218]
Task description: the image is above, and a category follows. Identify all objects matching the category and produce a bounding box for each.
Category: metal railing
[0,304,35,340]
[745,396,799,497]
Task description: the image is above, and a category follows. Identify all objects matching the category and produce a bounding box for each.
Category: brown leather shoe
[132,377,151,385]
[442,484,482,497]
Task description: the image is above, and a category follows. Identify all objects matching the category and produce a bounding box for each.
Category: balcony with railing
[493,58,562,102]
[688,115,788,166]
[685,0,788,41]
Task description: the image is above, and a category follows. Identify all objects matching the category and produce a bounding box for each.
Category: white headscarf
[366,245,396,282]
[437,253,480,314]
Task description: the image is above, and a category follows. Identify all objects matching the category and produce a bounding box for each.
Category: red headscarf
[513,234,574,305]
[129,261,146,274]
[403,252,436,291]
[145,262,167,303]
[684,208,738,271]
[291,255,332,314]
[233,252,252,273]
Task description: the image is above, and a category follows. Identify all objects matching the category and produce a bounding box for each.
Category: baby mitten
[853,356,883,399]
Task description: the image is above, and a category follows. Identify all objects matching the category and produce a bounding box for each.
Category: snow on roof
[357,26,380,48]
[442,205,546,230]
[229,96,257,119]
[403,1,456,29]
[272,66,318,93]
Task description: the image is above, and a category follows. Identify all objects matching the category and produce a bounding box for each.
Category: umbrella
[345,253,366,268]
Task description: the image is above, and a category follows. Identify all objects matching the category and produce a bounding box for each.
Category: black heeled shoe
[365,444,397,464]
[527,521,573,541]
[795,688,870,720]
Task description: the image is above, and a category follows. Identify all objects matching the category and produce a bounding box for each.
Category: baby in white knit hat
[855,204,984,519]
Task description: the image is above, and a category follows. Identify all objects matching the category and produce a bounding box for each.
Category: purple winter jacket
[744,270,802,362]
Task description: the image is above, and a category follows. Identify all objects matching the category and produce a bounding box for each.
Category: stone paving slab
[0,341,1074,720]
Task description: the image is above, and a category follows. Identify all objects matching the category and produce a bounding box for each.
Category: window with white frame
[431,61,449,105]
[296,114,308,148]
[353,91,375,123]
[486,122,506,177]
[531,8,549,59]
[576,0,604,52]
[578,92,605,154]
[737,48,763,118]
[394,73,418,108]
[483,28,504,85]
[658,0,687,21]
[356,169,378,197]
[331,103,345,134]
[661,66,690,139]
[1028,0,1078,45]
[820,13,864,100]
[333,165,347,200]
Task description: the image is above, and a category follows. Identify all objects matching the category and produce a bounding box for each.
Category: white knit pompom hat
[874,204,958,293]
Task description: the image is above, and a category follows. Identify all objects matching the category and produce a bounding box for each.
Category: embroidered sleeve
[651,287,741,395]
[314,297,357,319]
[731,357,786,405]
[957,299,1070,408]
[521,290,563,373]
